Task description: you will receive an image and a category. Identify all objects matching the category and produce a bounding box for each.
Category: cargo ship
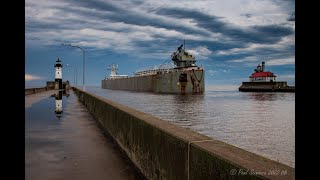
[239,62,295,92]
[101,44,205,94]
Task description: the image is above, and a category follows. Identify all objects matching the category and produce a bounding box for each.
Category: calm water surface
[25,90,142,180]
[86,86,295,168]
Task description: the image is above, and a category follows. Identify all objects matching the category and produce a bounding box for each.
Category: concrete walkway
[25,90,143,180]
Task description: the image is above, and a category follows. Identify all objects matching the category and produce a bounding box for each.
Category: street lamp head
[61,42,85,91]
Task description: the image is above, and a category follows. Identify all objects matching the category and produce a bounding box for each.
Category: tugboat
[239,62,295,92]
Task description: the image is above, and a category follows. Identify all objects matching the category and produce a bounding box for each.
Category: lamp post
[75,67,77,87]
[62,43,86,90]
[66,64,77,87]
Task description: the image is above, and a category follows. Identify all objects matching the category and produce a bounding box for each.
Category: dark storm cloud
[25,19,87,32]
[156,8,294,44]
[65,0,122,12]
[59,0,211,36]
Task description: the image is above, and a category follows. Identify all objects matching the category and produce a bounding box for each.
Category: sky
[25,0,295,89]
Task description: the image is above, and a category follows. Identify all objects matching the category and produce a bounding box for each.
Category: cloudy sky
[25,0,295,89]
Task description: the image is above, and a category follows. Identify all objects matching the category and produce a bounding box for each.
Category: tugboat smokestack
[262,62,265,72]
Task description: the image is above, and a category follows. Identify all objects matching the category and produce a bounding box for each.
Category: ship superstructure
[102,44,205,94]
[105,64,128,79]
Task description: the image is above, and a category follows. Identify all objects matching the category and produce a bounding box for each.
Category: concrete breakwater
[239,82,295,92]
[73,87,294,180]
[25,87,49,95]
[25,82,71,96]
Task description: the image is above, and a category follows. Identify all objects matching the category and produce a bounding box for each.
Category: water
[85,86,295,168]
[25,90,142,180]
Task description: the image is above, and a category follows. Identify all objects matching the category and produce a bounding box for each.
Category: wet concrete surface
[25,90,143,180]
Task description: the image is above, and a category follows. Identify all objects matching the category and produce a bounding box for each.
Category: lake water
[85,86,295,168]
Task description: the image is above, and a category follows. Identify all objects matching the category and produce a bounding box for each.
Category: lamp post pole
[62,43,86,90]
[74,67,78,87]
[66,64,75,87]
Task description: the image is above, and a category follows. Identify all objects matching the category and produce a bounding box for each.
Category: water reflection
[84,86,294,167]
[26,90,142,180]
[247,92,278,101]
[50,90,69,119]
[168,94,206,127]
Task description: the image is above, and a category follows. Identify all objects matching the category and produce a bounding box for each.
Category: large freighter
[101,44,205,94]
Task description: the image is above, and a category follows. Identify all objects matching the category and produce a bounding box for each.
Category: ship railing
[134,68,175,76]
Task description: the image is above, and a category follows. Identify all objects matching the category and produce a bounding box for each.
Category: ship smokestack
[262,62,265,72]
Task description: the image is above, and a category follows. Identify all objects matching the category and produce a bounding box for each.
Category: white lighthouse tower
[54,58,63,89]
[55,91,63,118]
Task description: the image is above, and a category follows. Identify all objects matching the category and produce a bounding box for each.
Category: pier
[25,89,144,180]
[239,82,295,92]
[25,87,295,180]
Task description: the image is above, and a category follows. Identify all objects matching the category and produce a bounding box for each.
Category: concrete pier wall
[239,82,295,92]
[25,87,49,95]
[26,82,72,96]
[73,87,294,180]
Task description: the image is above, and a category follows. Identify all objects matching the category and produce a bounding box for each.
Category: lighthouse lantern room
[249,62,277,82]
[54,58,63,89]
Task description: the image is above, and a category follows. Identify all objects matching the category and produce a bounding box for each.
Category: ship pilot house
[171,44,197,68]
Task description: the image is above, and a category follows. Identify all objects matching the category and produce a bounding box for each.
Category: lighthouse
[249,62,277,82]
[54,58,63,89]
[239,61,295,92]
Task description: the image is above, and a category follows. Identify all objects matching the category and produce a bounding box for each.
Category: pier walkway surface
[25,90,142,180]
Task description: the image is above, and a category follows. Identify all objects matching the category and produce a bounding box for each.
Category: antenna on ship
[107,64,118,76]
[184,39,185,50]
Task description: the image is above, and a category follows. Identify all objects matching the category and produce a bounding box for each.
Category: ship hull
[101,68,205,94]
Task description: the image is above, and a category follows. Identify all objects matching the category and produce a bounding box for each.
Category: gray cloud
[156,8,294,44]
[65,0,122,12]
[287,11,295,21]
[53,1,212,37]
[25,0,295,66]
